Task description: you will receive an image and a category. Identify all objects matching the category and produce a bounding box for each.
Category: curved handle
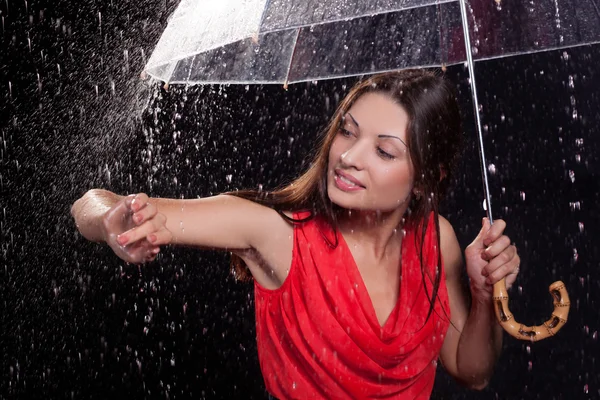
[493,280,570,341]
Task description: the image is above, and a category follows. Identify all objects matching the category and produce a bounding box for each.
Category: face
[327,92,415,213]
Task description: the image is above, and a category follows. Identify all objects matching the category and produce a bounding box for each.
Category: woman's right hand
[102,193,172,264]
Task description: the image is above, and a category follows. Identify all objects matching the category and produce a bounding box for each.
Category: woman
[71,69,520,399]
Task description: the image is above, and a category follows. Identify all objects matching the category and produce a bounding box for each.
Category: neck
[336,206,407,261]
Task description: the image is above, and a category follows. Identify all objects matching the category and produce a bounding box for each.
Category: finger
[130,193,149,212]
[482,244,516,276]
[486,252,520,285]
[118,218,163,246]
[483,235,511,260]
[147,227,173,246]
[132,202,158,225]
[144,248,160,263]
[483,219,506,247]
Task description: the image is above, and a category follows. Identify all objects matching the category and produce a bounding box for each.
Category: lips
[334,169,365,188]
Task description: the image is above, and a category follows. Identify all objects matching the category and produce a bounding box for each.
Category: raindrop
[482,198,487,211]
[568,170,575,183]
[568,75,575,89]
[578,222,584,232]
[572,248,578,263]
[226,174,232,183]
[520,191,526,201]
[500,114,506,122]
[487,164,496,175]
[528,361,533,372]
[575,154,581,163]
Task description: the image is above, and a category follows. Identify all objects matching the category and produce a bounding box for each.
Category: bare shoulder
[438,215,463,278]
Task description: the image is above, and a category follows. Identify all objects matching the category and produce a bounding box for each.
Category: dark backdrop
[1,0,599,399]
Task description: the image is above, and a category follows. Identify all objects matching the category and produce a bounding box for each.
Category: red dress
[254,212,451,399]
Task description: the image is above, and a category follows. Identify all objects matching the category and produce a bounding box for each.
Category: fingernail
[149,234,157,243]
[486,278,492,285]
[117,235,127,246]
[481,269,488,277]
[133,214,142,224]
[131,199,139,212]
[152,247,160,254]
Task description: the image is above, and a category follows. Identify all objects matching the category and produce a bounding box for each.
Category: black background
[1,0,599,399]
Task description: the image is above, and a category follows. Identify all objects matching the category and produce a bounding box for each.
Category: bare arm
[71,189,293,286]
[438,216,503,390]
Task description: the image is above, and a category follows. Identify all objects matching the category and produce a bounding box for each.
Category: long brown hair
[228,69,462,321]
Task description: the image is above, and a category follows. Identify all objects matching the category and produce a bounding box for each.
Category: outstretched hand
[465,218,520,299]
[102,193,172,264]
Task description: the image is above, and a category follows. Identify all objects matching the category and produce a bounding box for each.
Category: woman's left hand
[465,217,520,299]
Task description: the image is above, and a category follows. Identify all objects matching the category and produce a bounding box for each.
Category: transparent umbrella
[144,0,600,341]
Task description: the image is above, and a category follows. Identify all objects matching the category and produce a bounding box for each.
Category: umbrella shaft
[458,0,494,224]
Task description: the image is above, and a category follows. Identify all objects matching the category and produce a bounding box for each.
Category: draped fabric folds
[255,212,451,399]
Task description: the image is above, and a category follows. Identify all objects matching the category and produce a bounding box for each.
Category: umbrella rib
[283,28,301,89]
[590,0,600,20]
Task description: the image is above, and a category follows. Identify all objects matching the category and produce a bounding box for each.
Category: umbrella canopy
[143,0,600,340]
[144,0,600,85]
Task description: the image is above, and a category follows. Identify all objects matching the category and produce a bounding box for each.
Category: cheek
[373,164,413,191]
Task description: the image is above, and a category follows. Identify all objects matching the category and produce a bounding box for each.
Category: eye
[338,127,354,138]
[377,147,395,160]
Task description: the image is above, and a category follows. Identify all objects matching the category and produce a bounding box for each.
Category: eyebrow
[345,112,409,148]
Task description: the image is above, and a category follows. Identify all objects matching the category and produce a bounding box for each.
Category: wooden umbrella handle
[493,280,570,341]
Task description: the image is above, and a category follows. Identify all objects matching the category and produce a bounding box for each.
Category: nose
[340,140,367,170]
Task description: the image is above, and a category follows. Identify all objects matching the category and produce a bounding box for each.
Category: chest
[351,250,402,327]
